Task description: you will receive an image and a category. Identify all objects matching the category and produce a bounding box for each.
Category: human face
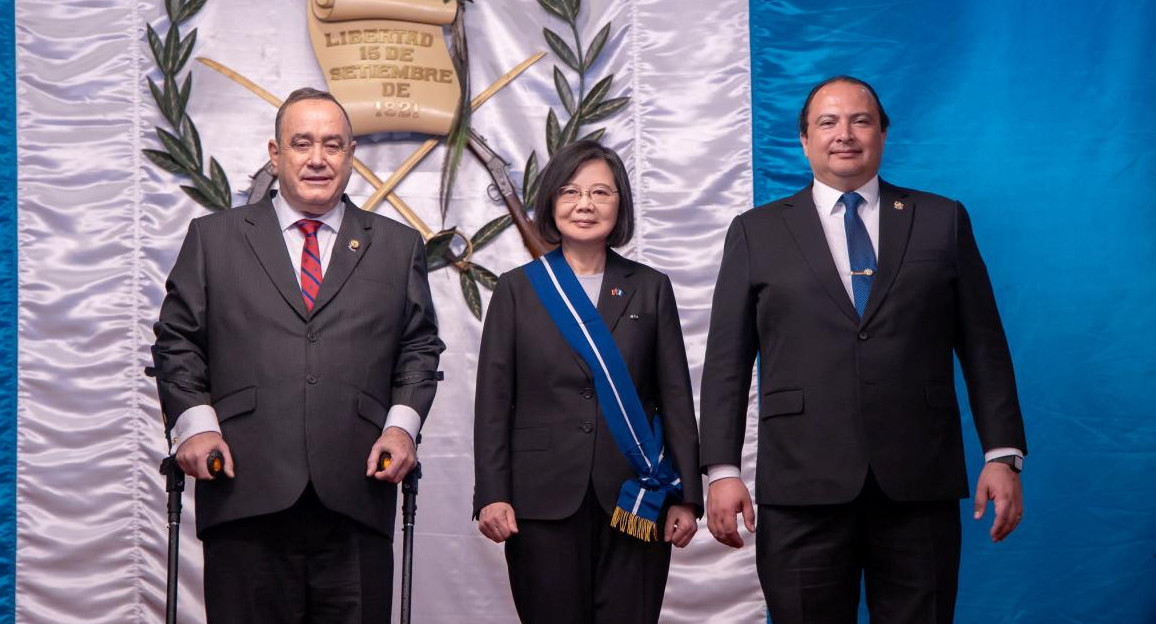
[799,80,886,192]
[268,99,356,214]
[554,159,619,249]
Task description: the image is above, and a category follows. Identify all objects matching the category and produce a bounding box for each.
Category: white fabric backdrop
[15,0,759,621]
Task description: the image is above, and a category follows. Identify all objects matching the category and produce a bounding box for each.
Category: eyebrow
[288,133,348,144]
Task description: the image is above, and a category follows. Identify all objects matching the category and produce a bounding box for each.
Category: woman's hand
[478,502,520,543]
[663,503,698,548]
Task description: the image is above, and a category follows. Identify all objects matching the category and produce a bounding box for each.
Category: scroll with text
[308,0,461,135]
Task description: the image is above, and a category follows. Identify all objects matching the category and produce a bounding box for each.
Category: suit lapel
[311,198,373,316]
[861,180,913,325]
[244,199,308,321]
[555,250,637,380]
[598,250,637,333]
[781,187,860,323]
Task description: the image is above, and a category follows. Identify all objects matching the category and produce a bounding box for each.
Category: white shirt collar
[271,191,345,234]
[812,176,880,215]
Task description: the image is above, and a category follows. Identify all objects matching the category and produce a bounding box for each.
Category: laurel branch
[521,0,631,209]
[142,0,232,211]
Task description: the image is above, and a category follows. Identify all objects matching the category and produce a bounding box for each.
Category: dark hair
[798,75,890,136]
[274,87,353,143]
[534,140,635,248]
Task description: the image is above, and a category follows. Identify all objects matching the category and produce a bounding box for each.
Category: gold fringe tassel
[611,507,658,542]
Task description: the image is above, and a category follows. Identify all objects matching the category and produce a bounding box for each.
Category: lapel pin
[893,201,904,211]
[348,239,361,252]
[610,287,624,297]
[629,314,640,320]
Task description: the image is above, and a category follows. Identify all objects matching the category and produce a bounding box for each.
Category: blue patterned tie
[842,192,876,317]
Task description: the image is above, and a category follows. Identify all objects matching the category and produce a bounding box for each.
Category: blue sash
[525,249,682,541]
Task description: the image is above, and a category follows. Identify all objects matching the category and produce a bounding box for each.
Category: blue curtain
[750,1,1156,622]
[1,0,17,620]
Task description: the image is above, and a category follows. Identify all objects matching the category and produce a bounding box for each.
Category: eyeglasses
[556,185,619,206]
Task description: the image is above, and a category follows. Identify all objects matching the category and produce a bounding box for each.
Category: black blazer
[474,251,703,521]
[699,181,1026,505]
[151,195,444,536]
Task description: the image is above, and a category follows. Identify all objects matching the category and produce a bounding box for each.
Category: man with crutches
[150,87,444,623]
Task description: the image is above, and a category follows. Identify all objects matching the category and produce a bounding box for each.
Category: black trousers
[202,484,394,624]
[757,473,961,624]
[504,486,672,624]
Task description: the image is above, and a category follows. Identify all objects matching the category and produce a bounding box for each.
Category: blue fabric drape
[1,0,17,620]
[750,1,1156,622]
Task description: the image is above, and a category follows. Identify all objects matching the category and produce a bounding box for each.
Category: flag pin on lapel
[893,201,904,211]
[610,287,624,297]
[348,239,361,252]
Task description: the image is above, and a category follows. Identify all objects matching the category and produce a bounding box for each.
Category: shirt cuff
[384,404,422,444]
[171,405,221,450]
[706,464,742,484]
[984,447,1024,462]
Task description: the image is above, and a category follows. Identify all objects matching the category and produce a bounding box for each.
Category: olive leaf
[460,271,483,319]
[583,23,611,72]
[471,214,514,252]
[554,67,576,116]
[424,229,457,266]
[543,29,580,72]
[536,0,573,23]
[582,97,629,123]
[469,264,499,291]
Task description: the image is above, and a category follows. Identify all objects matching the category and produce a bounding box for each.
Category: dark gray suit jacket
[699,181,1026,505]
[474,251,703,520]
[152,194,443,536]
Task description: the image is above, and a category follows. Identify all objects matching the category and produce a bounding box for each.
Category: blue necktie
[842,192,876,317]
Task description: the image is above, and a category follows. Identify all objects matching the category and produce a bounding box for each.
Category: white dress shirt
[707,177,1020,484]
[169,192,422,451]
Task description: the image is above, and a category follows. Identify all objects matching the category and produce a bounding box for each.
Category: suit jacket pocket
[511,426,550,452]
[761,389,804,419]
[357,392,389,429]
[214,386,256,423]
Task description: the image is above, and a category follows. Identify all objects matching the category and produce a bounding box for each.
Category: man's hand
[366,426,416,483]
[973,461,1023,542]
[175,431,234,480]
[663,503,698,548]
[477,502,519,543]
[707,477,756,548]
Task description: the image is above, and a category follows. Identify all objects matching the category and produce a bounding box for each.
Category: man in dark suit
[699,76,1027,623]
[151,87,443,623]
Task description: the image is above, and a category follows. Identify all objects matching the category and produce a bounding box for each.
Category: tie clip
[851,269,875,277]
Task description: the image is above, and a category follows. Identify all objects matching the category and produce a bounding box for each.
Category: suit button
[308,332,319,342]
[581,421,594,433]
[858,331,869,340]
[581,388,594,399]
[306,374,318,384]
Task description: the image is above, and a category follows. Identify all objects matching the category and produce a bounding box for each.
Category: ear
[348,139,357,159]
[267,139,280,175]
[799,132,810,157]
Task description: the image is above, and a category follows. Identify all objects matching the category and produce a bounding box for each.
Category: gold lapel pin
[348,239,361,252]
[894,201,905,211]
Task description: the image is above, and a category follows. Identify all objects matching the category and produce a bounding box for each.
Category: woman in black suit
[473,140,702,623]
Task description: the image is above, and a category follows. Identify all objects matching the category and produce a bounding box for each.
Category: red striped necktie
[295,219,324,311]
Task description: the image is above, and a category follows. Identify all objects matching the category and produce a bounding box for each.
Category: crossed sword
[197,53,551,269]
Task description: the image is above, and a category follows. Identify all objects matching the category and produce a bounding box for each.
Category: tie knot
[841,192,864,214]
[295,219,323,236]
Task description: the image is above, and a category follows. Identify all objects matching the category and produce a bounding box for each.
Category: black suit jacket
[151,194,443,536]
[699,181,1026,505]
[474,251,703,520]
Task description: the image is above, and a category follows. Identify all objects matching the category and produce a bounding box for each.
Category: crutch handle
[207,449,225,477]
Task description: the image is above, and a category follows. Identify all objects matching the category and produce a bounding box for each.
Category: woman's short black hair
[534,140,635,248]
